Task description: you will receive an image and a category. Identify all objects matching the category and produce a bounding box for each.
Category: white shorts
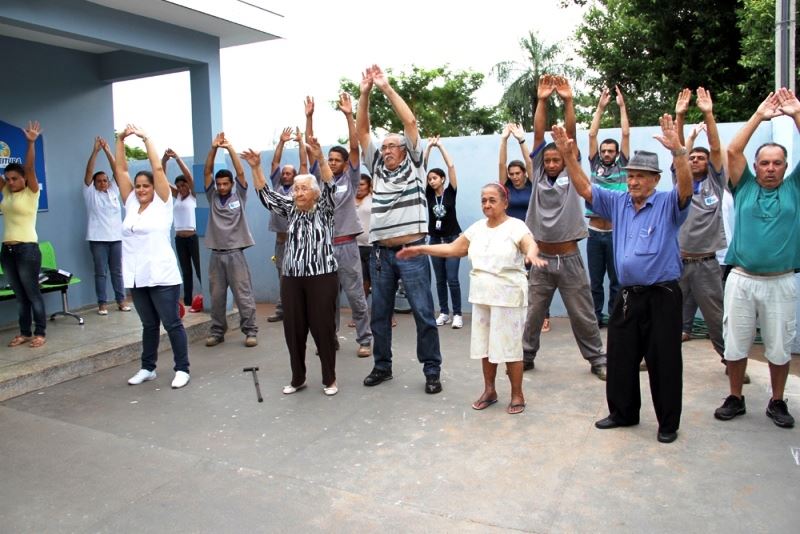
[723,270,797,365]
[470,303,526,363]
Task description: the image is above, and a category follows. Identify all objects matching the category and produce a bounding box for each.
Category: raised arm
[555,77,577,155]
[727,93,781,187]
[498,124,511,183]
[674,88,691,147]
[241,149,266,191]
[533,75,553,148]
[356,68,374,156]
[22,121,41,193]
[221,136,247,188]
[205,132,224,190]
[695,87,723,170]
[510,123,533,177]
[295,128,308,174]
[653,114,692,205]
[423,137,434,170]
[616,85,630,158]
[588,88,610,160]
[307,136,332,183]
[128,125,170,202]
[551,125,592,203]
[338,92,359,168]
[372,65,419,147]
[172,149,195,195]
[84,137,102,186]
[304,96,315,140]
[776,87,800,134]
[685,123,707,153]
[115,128,133,202]
[434,138,457,189]
[271,127,292,175]
[99,138,117,184]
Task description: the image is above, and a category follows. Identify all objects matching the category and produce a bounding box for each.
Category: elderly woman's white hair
[291,173,321,198]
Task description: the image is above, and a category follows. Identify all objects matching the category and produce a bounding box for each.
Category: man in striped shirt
[357,64,443,394]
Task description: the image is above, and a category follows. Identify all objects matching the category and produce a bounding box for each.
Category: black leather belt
[681,255,716,264]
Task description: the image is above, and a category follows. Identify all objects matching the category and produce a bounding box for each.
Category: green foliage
[339,65,504,137]
[571,0,800,126]
[124,144,147,160]
[493,31,584,127]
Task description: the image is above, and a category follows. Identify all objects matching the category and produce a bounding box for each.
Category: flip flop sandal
[8,335,32,347]
[29,336,46,348]
[471,398,498,411]
[507,402,526,415]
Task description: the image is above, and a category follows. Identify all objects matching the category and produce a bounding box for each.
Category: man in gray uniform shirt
[267,127,307,323]
[203,132,258,347]
[306,94,372,357]
[522,75,607,380]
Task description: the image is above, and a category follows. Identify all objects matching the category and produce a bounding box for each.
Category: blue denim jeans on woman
[89,240,125,305]
[1,243,46,337]
[130,284,189,372]
[429,234,462,315]
[369,243,442,377]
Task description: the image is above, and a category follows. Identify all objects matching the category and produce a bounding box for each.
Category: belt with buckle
[681,255,716,264]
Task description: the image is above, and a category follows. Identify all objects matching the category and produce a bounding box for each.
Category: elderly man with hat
[551,114,693,443]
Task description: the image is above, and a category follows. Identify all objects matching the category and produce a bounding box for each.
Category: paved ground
[1,304,799,533]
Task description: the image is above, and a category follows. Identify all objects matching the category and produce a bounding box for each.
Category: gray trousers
[334,240,372,346]
[522,251,606,365]
[209,249,258,337]
[274,240,286,314]
[678,258,724,358]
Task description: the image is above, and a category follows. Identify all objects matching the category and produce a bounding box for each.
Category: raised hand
[306,135,323,160]
[279,126,292,144]
[509,123,526,142]
[98,137,109,151]
[338,92,353,115]
[371,64,389,90]
[211,132,226,148]
[294,127,303,143]
[93,136,102,153]
[537,74,554,99]
[615,85,626,108]
[554,76,573,100]
[427,136,440,147]
[597,87,611,109]
[696,87,713,114]
[688,122,707,140]
[675,88,691,116]
[550,124,574,157]
[653,114,682,152]
[23,121,42,143]
[164,148,178,159]
[127,124,148,140]
[776,87,800,117]
[755,92,782,121]
[120,125,137,139]
[359,67,374,95]
[241,149,261,168]
[304,96,315,117]
[501,123,512,140]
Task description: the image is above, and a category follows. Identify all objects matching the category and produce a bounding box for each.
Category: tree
[575,0,746,125]
[125,144,147,160]
[339,65,504,137]
[493,31,584,128]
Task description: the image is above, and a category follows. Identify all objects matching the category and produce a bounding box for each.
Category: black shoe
[766,399,795,428]
[523,360,534,371]
[595,416,621,429]
[657,431,678,443]
[425,375,442,394]
[591,363,607,381]
[363,368,393,387]
[714,395,746,421]
[267,313,283,323]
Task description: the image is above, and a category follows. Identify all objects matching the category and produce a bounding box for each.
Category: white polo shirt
[83,182,122,241]
[121,193,182,288]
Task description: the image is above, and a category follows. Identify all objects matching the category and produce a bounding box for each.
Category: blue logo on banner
[0,119,48,211]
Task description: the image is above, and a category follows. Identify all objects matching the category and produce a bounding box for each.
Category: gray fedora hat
[623,150,662,173]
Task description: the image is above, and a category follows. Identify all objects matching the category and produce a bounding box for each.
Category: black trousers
[175,234,201,305]
[606,281,683,433]
[281,272,339,387]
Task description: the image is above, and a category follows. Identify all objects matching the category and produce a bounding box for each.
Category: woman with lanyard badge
[423,136,463,329]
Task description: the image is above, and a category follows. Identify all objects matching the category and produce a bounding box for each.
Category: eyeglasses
[293,185,314,193]
[380,144,405,152]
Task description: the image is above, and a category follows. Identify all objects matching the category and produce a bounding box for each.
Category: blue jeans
[130,284,189,373]
[89,240,125,305]
[429,234,462,315]
[587,228,619,321]
[1,243,46,337]
[369,243,442,376]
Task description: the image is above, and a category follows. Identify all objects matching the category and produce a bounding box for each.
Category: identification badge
[337,182,348,194]
[435,220,442,231]
[229,200,241,210]
[703,194,718,207]
[556,176,569,187]
[596,166,605,177]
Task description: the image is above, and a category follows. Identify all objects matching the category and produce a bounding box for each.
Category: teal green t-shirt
[725,163,800,272]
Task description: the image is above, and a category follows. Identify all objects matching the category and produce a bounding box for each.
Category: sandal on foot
[471,398,498,411]
[507,402,526,415]
[29,336,46,348]
[8,335,32,347]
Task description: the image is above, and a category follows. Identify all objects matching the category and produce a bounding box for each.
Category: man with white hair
[357,64,443,394]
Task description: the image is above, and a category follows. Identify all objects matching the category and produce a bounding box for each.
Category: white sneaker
[128,369,156,385]
[435,313,451,326]
[171,371,190,389]
[452,315,463,329]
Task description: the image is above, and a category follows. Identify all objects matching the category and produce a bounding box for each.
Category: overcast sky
[112,1,588,156]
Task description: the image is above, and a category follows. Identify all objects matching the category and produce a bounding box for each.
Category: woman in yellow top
[1,121,46,348]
